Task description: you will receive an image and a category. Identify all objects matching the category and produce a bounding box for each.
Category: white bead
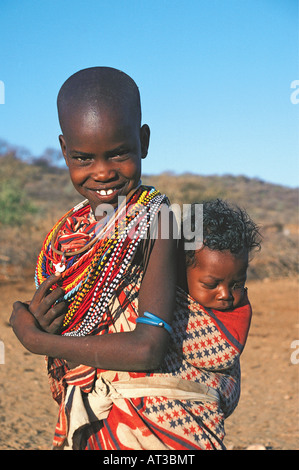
[54,263,65,273]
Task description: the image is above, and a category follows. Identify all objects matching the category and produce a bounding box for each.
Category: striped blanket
[47,266,252,450]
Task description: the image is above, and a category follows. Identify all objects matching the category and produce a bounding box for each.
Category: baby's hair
[184,199,261,265]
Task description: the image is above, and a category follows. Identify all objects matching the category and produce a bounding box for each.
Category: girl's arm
[10,208,178,371]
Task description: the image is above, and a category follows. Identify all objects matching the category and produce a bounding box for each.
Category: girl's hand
[10,301,41,349]
[28,273,67,334]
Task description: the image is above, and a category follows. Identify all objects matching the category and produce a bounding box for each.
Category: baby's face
[59,105,149,217]
[186,246,248,311]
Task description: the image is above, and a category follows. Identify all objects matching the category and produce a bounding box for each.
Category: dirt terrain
[0,276,298,450]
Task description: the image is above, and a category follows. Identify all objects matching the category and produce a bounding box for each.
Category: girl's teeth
[98,189,114,196]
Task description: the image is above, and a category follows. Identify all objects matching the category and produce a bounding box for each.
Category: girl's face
[59,106,150,218]
[186,246,248,310]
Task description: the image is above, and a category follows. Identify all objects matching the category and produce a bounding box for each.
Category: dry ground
[0,277,298,450]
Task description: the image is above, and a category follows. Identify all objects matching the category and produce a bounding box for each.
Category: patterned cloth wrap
[47,265,252,450]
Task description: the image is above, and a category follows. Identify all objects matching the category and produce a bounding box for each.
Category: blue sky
[0,0,298,187]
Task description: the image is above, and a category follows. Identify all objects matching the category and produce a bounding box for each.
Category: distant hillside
[142,172,298,226]
[0,151,298,281]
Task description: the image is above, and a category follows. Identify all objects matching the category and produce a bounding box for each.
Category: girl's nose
[92,160,117,181]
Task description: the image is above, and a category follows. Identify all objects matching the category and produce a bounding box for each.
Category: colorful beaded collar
[35,185,167,336]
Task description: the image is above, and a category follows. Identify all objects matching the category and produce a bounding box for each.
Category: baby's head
[57,67,150,215]
[183,199,261,311]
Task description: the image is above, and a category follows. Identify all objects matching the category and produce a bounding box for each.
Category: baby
[180,198,261,313]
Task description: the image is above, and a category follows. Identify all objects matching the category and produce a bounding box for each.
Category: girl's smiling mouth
[93,187,120,201]
[92,181,139,200]
[91,185,127,205]
[96,188,115,196]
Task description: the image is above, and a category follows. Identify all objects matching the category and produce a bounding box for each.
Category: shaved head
[57,67,142,136]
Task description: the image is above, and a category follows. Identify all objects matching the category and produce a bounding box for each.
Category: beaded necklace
[35,185,167,336]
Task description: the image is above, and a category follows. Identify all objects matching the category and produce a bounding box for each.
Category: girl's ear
[59,135,69,167]
[140,124,150,159]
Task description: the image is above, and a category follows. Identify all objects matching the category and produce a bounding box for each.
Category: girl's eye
[72,155,93,164]
[112,151,129,161]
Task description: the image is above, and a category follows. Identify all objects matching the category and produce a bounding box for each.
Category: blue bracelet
[136,311,172,334]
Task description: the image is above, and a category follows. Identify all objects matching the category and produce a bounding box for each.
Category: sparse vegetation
[0,143,298,281]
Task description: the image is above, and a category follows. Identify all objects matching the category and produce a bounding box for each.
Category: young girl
[10,67,260,450]
[11,66,177,368]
